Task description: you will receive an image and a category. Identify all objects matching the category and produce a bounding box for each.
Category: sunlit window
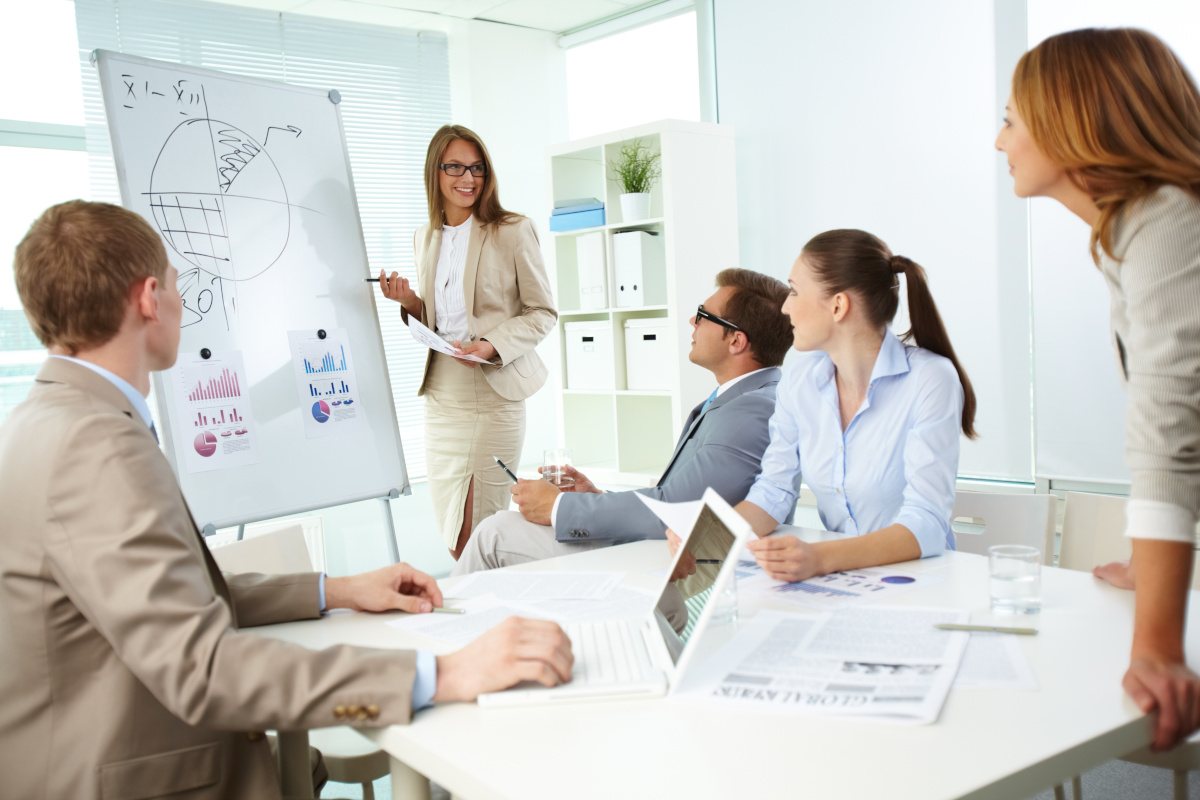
[0,0,85,126]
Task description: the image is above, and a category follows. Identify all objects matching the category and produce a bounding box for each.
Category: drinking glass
[988,545,1041,614]
[542,448,575,490]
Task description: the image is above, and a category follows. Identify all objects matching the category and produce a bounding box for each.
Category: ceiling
[207,0,667,35]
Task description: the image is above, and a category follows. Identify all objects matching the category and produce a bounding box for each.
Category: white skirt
[423,352,526,549]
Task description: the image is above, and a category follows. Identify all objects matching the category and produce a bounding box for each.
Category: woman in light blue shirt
[737,229,976,581]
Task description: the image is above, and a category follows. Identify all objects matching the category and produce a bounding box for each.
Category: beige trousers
[424,353,525,549]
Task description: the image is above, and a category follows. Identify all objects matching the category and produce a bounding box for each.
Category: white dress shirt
[744,330,963,558]
[433,215,472,343]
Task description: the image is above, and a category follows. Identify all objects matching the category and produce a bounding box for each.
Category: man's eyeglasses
[439,163,488,178]
[695,304,740,331]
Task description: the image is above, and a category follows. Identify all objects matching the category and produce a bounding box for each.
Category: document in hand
[671,606,970,725]
[406,315,491,363]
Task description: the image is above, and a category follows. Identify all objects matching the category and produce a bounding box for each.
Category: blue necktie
[700,388,718,416]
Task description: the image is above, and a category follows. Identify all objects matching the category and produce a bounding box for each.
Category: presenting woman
[676,230,975,581]
[378,125,556,559]
[995,28,1200,750]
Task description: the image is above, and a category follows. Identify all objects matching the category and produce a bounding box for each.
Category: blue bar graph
[304,346,347,374]
[308,380,353,397]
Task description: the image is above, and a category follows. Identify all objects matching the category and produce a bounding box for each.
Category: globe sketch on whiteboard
[145,117,301,331]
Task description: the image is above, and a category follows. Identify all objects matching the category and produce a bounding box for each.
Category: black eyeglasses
[695,304,740,331]
[439,163,487,177]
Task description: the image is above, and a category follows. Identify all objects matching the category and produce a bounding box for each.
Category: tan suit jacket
[0,359,417,800]
[408,215,557,401]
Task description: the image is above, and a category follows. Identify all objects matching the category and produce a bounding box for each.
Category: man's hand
[452,340,498,369]
[666,528,696,582]
[746,535,823,583]
[433,617,573,702]
[1095,559,1137,590]
[324,563,444,614]
[511,478,559,526]
[1124,655,1200,750]
[537,465,600,494]
[377,269,421,316]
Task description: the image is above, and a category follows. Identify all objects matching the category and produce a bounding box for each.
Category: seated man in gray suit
[454,268,797,575]
[0,201,571,800]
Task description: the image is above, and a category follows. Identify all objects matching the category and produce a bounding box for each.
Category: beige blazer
[408,215,557,401]
[0,359,417,800]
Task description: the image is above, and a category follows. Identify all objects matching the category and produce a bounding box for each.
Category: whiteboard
[95,50,409,530]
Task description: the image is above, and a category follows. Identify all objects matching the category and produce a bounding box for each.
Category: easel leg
[380,496,400,564]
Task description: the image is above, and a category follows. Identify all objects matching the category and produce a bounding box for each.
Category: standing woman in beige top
[996,28,1200,750]
[378,125,556,559]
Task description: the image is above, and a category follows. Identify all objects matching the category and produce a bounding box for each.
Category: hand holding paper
[406,315,491,363]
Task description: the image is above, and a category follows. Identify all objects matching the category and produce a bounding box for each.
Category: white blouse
[433,215,471,343]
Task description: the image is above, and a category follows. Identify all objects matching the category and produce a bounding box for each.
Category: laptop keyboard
[563,619,656,687]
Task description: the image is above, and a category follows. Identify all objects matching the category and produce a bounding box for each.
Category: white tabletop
[257,534,1178,800]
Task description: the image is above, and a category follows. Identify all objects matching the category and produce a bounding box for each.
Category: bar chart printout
[169,349,260,475]
[287,328,365,439]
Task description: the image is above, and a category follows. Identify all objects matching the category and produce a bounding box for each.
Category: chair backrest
[243,515,326,572]
[950,491,1056,564]
[210,523,313,574]
[1058,491,1130,573]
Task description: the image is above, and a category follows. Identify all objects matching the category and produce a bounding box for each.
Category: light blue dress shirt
[51,357,438,709]
[744,330,962,558]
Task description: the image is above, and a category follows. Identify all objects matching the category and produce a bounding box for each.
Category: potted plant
[609,138,661,222]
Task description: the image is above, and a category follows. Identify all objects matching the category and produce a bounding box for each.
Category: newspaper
[672,606,969,725]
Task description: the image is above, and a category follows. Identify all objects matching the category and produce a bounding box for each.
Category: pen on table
[934,623,1038,635]
[493,456,519,484]
[431,606,465,615]
[695,559,723,565]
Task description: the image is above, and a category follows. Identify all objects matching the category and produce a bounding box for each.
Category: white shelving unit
[545,119,739,487]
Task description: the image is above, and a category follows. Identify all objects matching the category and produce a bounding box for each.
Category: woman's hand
[377,269,421,315]
[452,340,497,368]
[746,535,824,583]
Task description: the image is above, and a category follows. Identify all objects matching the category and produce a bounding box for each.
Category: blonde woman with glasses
[996,28,1200,750]
[378,125,556,560]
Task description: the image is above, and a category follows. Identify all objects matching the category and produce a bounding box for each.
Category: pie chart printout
[194,431,218,457]
[312,400,331,423]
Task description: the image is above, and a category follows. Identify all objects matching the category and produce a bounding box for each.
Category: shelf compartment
[616,394,674,476]
[563,394,617,470]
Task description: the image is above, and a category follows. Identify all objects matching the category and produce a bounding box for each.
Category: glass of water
[542,448,574,490]
[988,545,1041,614]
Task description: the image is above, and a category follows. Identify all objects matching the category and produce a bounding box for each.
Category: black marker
[695,559,723,565]
[492,456,519,483]
[364,278,382,282]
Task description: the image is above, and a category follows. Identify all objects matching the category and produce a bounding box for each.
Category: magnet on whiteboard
[328,89,341,104]
[200,348,212,359]
[317,329,327,339]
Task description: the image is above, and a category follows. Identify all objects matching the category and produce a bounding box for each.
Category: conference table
[257,529,1187,800]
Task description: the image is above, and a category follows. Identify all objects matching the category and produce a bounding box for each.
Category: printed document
[407,316,491,363]
[737,553,943,610]
[953,631,1039,691]
[673,606,969,725]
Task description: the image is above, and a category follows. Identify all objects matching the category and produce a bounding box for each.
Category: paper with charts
[737,555,942,610]
[287,329,365,439]
[170,349,260,474]
[406,316,491,363]
[671,607,969,725]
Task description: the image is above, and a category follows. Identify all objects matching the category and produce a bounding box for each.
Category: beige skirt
[424,352,526,549]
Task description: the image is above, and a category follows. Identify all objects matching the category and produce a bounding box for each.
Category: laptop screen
[651,502,740,664]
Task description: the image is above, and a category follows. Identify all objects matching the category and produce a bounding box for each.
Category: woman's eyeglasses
[439,163,488,177]
[695,304,740,331]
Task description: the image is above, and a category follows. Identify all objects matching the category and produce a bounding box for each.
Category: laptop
[478,487,753,706]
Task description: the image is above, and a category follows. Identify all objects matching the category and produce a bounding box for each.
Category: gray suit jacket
[555,368,795,541]
[0,359,417,800]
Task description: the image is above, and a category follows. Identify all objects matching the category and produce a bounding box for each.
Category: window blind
[75,0,450,477]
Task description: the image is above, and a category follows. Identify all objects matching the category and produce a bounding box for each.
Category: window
[566,12,701,140]
[0,0,89,424]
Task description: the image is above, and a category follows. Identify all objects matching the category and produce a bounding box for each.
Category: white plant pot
[619,192,652,222]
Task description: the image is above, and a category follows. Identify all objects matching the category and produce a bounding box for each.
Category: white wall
[714,0,1034,482]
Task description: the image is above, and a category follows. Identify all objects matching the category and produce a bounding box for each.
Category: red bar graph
[187,368,241,402]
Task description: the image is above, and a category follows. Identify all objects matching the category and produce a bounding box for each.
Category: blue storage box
[549,207,605,232]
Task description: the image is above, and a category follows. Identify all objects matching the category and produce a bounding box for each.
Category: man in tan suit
[0,200,572,800]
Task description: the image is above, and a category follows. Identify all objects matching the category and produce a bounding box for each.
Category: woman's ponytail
[801,229,977,439]
[891,255,977,439]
